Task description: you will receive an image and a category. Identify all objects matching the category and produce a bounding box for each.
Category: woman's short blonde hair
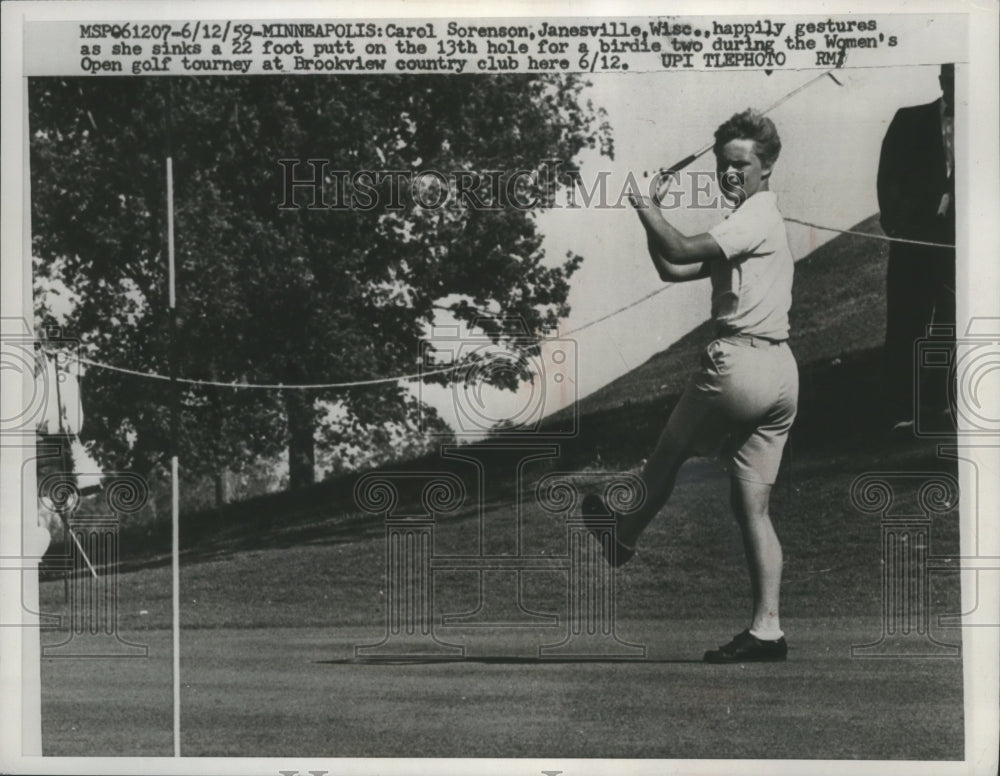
[713,109,782,169]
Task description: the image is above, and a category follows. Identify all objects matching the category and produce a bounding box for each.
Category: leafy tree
[30,75,612,489]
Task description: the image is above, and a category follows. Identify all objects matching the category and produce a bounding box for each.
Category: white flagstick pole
[165,81,181,758]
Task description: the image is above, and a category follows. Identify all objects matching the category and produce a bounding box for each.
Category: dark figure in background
[877,63,956,431]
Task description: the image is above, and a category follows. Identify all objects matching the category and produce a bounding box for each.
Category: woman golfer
[586,109,798,663]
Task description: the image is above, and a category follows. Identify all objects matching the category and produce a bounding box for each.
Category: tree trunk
[213,470,230,508]
[285,391,316,489]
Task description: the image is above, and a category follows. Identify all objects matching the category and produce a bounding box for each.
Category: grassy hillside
[44,214,898,563]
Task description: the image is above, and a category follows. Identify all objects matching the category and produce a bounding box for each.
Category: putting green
[41,617,962,759]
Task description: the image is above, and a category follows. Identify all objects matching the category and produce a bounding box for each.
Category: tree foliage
[30,74,612,487]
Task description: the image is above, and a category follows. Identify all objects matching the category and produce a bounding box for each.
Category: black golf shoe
[703,629,788,663]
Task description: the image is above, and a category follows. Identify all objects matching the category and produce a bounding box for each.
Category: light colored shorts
[665,335,799,484]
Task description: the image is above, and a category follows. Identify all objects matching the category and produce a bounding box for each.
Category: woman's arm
[630,194,724,281]
[645,233,712,282]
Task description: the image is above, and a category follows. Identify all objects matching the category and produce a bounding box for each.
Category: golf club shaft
[647,70,841,177]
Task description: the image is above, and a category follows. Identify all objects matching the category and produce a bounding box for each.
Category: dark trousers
[884,244,956,421]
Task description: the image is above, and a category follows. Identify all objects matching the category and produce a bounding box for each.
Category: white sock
[749,626,784,642]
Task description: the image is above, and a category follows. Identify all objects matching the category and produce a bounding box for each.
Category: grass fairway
[38,435,963,759]
[37,215,965,760]
[41,617,962,759]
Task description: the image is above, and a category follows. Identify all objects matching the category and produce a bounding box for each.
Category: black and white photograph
[1,1,998,773]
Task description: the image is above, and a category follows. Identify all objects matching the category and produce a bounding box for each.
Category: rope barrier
[50,215,953,390]
[782,216,955,248]
[560,283,675,336]
[67,353,454,389]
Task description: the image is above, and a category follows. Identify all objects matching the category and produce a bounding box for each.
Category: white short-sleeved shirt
[707,191,793,341]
